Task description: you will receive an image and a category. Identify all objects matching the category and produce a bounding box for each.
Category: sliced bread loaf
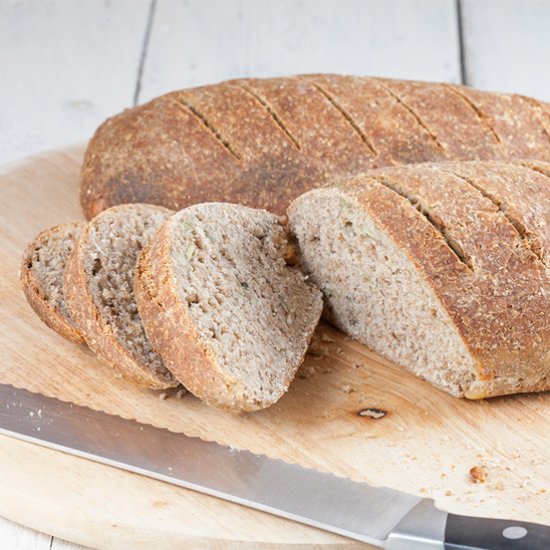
[21,222,85,343]
[135,202,323,412]
[64,204,177,390]
[288,161,550,399]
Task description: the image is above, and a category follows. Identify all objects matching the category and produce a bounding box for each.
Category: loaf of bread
[135,202,323,411]
[288,160,550,399]
[81,75,550,219]
[21,222,85,343]
[64,204,177,390]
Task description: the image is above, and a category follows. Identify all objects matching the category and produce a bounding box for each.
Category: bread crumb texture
[139,202,323,411]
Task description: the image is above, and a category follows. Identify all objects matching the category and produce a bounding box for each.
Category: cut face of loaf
[64,204,177,390]
[21,222,85,343]
[288,160,550,399]
[81,74,550,219]
[135,202,323,412]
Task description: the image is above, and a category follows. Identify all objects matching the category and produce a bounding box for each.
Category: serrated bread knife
[0,384,548,549]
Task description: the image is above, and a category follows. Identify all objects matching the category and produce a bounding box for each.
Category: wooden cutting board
[0,147,549,550]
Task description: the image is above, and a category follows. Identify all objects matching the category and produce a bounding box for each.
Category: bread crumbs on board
[469,465,488,484]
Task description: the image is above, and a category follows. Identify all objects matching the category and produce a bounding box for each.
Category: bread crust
[134,223,240,409]
[371,78,502,159]
[21,222,85,344]
[135,207,322,412]
[450,86,550,159]
[80,75,550,219]
[368,168,550,398]
[439,161,550,265]
[290,161,550,399]
[64,204,177,390]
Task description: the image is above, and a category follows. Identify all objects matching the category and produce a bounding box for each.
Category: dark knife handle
[445,513,550,549]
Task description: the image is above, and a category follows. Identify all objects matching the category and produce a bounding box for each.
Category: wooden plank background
[1,0,549,547]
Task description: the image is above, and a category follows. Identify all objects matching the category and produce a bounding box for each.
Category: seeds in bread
[64,204,176,390]
[288,161,550,399]
[21,222,85,343]
[135,202,323,412]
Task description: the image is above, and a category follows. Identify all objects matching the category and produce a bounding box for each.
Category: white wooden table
[1,0,549,547]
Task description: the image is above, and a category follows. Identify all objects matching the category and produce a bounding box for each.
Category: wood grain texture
[461,0,550,100]
[140,0,461,103]
[51,540,88,550]
[0,516,51,550]
[0,147,549,548]
[0,0,150,165]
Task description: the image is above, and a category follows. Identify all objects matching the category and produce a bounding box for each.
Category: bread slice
[135,202,323,412]
[64,204,177,390]
[288,161,550,399]
[21,222,85,343]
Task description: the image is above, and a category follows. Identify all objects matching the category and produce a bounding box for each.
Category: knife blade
[0,384,548,549]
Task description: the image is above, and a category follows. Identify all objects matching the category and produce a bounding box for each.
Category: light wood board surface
[0,146,549,549]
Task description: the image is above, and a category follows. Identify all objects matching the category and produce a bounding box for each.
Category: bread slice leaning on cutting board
[80,74,550,218]
[21,222,85,344]
[288,159,550,399]
[64,204,178,390]
[135,202,323,412]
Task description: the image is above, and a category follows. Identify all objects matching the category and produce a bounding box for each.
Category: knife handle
[444,513,550,549]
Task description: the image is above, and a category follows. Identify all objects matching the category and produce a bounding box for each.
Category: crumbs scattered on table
[176,388,186,399]
[298,365,316,379]
[307,340,327,359]
[469,465,488,484]
[320,333,336,343]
